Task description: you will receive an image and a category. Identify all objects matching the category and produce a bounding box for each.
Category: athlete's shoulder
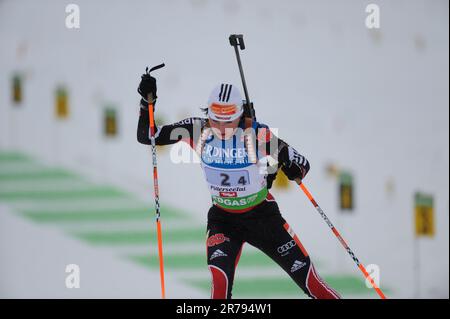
[238,119,269,130]
[254,121,270,129]
[253,120,274,143]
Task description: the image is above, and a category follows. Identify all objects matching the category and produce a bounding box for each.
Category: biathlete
[136,72,340,299]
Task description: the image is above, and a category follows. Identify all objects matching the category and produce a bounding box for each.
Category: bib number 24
[220,173,247,186]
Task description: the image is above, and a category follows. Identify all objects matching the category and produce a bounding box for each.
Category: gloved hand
[279,146,309,182]
[137,70,157,109]
[281,163,305,182]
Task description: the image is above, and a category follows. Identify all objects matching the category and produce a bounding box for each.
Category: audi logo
[277,240,296,253]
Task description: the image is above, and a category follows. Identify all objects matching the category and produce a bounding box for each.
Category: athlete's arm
[257,124,310,181]
[137,109,206,147]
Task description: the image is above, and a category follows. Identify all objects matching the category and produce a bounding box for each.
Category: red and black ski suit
[137,109,341,299]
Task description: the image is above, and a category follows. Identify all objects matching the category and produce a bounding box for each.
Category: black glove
[281,163,305,181]
[279,146,309,181]
[137,71,157,109]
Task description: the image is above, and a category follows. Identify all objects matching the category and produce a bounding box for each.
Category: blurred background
[0,0,448,299]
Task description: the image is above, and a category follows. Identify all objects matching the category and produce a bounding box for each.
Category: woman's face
[209,117,241,140]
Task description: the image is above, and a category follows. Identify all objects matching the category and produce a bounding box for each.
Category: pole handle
[145,62,165,108]
[147,63,165,74]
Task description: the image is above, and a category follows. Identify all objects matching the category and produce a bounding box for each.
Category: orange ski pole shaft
[149,102,165,299]
[298,182,386,299]
[146,63,166,298]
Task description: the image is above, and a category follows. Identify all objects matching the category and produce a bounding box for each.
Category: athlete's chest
[200,133,269,190]
[201,135,251,168]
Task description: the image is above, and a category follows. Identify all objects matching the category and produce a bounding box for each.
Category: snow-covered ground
[0,0,448,298]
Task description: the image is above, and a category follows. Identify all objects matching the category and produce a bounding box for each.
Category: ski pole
[229,34,256,120]
[146,63,166,299]
[298,181,387,299]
